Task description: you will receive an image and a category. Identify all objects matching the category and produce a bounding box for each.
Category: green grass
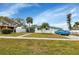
[0,39,79,55]
[25,33,65,38]
[0,32,26,37]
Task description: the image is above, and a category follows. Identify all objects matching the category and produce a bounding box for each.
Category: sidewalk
[0,34,79,40]
[65,35,79,40]
[17,33,33,37]
[0,36,78,40]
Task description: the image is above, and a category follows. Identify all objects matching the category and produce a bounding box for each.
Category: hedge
[1,29,13,34]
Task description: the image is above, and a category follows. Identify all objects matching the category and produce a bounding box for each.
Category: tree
[73,22,79,30]
[67,14,72,30]
[26,17,33,32]
[15,18,24,26]
[75,22,79,25]
[41,23,50,33]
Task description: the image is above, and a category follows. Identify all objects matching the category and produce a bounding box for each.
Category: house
[70,22,79,34]
[35,26,62,33]
[0,16,21,31]
[0,22,14,30]
[15,25,62,33]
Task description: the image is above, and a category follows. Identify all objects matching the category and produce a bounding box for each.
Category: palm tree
[41,23,49,33]
[26,17,33,32]
[67,14,72,30]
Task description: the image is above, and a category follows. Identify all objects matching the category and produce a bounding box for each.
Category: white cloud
[70,8,76,13]
[69,8,77,18]
[50,23,68,30]
[0,3,39,17]
[34,5,77,29]
[33,4,79,30]
[34,5,69,25]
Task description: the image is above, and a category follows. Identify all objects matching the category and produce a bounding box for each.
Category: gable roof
[0,16,20,27]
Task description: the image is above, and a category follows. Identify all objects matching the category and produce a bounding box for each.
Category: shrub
[1,29,13,34]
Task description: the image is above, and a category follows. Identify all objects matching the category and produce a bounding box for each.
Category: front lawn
[25,33,65,38]
[0,39,79,55]
[0,32,26,37]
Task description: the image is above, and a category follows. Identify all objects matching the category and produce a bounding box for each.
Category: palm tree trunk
[67,14,72,30]
[13,27,15,33]
[67,21,72,30]
[28,23,30,32]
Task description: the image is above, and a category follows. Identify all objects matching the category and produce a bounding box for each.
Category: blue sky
[0,3,79,29]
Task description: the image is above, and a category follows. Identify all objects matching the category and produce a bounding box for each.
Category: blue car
[55,30,70,36]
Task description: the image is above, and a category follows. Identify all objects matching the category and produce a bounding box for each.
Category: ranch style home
[14,22,79,34]
[15,25,62,33]
[35,26,62,33]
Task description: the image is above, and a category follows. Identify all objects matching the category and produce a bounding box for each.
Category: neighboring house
[71,22,79,34]
[70,30,79,34]
[71,28,79,34]
[35,26,62,33]
[0,17,21,31]
[0,22,14,30]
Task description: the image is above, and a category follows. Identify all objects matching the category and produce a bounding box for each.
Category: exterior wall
[40,29,52,33]
[70,30,79,34]
[0,26,14,33]
[16,27,26,32]
[0,26,14,30]
[0,22,3,25]
[35,28,58,33]
[51,29,58,33]
[35,28,42,33]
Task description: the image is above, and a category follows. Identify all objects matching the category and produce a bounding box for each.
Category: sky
[0,3,79,30]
